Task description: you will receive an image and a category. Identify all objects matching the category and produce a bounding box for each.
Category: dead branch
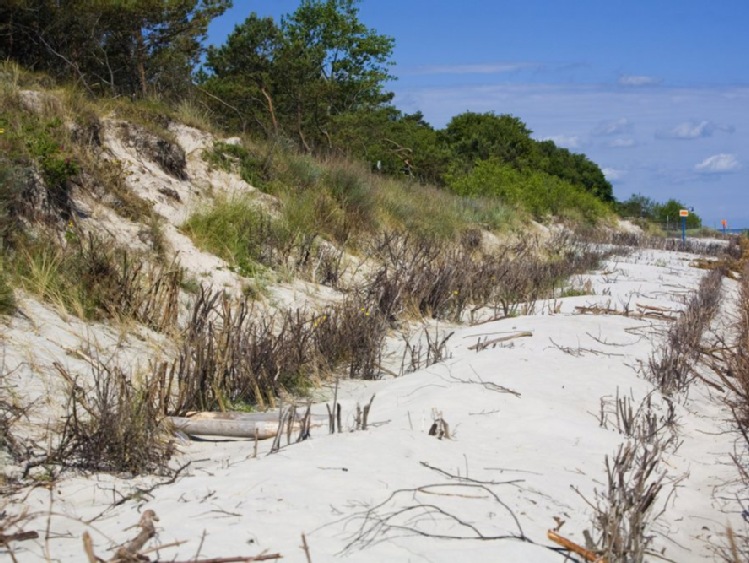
[340,482,530,554]
[469,331,533,352]
[301,533,312,563]
[445,367,521,398]
[112,509,158,561]
[0,530,39,545]
[82,511,283,562]
[548,338,625,358]
[547,530,605,562]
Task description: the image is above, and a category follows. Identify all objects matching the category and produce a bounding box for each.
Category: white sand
[4,247,744,562]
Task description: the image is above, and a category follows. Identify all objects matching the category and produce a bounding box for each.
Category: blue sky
[208,1,749,227]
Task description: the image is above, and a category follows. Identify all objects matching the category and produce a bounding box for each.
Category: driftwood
[548,530,605,562]
[83,510,283,562]
[0,530,39,545]
[113,509,158,561]
[468,331,533,351]
[574,305,677,322]
[169,411,326,439]
[635,302,677,314]
[574,305,622,316]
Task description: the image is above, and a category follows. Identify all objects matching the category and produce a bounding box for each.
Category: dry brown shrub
[54,359,174,475]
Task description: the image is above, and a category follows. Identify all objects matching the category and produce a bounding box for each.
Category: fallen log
[169,412,327,439]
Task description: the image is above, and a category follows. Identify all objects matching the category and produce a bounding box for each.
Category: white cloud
[592,118,632,136]
[618,74,661,86]
[607,138,637,148]
[657,120,734,139]
[392,82,749,224]
[541,134,583,149]
[602,168,627,181]
[694,153,741,174]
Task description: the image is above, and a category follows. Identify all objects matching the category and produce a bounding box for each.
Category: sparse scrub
[582,386,678,562]
[584,441,667,562]
[0,366,24,467]
[54,359,174,475]
[10,233,182,328]
[592,229,734,259]
[647,267,723,395]
[362,231,616,323]
[163,289,389,413]
[706,257,749,560]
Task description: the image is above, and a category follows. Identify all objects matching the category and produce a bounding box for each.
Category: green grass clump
[205,141,269,189]
[8,232,176,324]
[11,237,120,320]
[182,196,283,277]
[0,256,16,315]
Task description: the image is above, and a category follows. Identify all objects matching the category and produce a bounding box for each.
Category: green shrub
[324,162,376,233]
[275,150,324,191]
[205,141,269,189]
[182,196,283,276]
[0,101,79,219]
[448,159,611,224]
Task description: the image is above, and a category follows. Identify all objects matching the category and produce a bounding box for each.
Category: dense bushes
[448,158,611,224]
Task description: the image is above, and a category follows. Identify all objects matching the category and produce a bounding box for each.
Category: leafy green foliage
[0,0,231,99]
[331,108,450,185]
[443,112,536,172]
[448,159,610,224]
[202,0,394,150]
[534,140,614,203]
[441,112,613,203]
[181,197,277,277]
[617,193,702,228]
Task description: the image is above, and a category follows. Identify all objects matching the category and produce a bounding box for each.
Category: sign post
[721,219,727,236]
[679,209,689,242]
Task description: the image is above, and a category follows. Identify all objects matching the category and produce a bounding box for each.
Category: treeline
[0,0,617,220]
[617,194,702,229]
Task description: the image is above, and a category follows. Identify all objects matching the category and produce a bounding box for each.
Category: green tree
[653,199,701,229]
[279,0,394,150]
[202,14,282,134]
[442,112,536,173]
[203,0,395,152]
[330,108,449,184]
[534,141,614,202]
[0,0,231,99]
[616,193,658,219]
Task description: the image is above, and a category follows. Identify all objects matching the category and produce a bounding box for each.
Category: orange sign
[721,219,728,228]
[679,209,689,217]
